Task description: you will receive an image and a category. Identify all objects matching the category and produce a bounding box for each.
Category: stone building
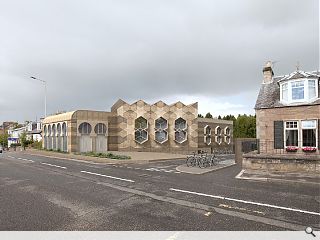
[242,62,319,174]
[255,62,320,155]
[42,99,233,154]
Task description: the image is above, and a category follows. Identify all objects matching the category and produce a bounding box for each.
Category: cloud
[0,0,318,122]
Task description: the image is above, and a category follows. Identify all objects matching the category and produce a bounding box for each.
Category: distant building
[42,100,233,154]
[7,121,42,147]
[255,62,319,155]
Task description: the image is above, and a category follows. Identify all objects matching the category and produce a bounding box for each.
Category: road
[0,151,319,230]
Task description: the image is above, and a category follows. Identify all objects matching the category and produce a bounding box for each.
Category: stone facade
[42,99,233,154]
[256,105,320,155]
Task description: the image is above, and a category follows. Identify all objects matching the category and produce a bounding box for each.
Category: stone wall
[256,104,320,154]
[197,118,233,153]
[243,153,320,173]
[112,100,198,154]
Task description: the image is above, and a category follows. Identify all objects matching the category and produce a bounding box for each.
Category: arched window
[134,117,148,144]
[215,126,222,145]
[174,118,187,143]
[78,122,92,135]
[204,125,211,145]
[155,117,168,144]
[52,125,56,136]
[62,122,67,136]
[57,123,61,136]
[224,127,231,145]
[94,123,107,135]
[48,125,52,136]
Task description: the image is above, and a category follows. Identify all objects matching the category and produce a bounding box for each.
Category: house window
[291,81,304,100]
[301,120,317,147]
[285,121,298,147]
[280,79,318,103]
[282,83,288,101]
[309,80,316,99]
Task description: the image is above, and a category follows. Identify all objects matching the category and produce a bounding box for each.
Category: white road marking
[41,162,67,169]
[17,157,34,163]
[80,170,135,183]
[135,168,141,170]
[169,188,320,216]
[7,156,15,158]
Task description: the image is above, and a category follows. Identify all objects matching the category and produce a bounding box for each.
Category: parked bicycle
[186,151,219,168]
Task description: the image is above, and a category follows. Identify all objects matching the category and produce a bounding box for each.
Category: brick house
[255,62,319,155]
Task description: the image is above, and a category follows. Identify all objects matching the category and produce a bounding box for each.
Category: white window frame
[284,121,299,148]
[283,120,318,149]
[280,78,318,104]
[301,120,318,148]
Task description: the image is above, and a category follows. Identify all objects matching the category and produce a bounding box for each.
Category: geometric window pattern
[204,125,211,145]
[78,122,92,135]
[94,123,107,135]
[134,116,148,144]
[224,127,231,145]
[155,117,168,144]
[174,117,187,143]
[215,126,222,145]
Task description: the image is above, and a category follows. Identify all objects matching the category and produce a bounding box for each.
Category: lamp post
[30,76,47,118]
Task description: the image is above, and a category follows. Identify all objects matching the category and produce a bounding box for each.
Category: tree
[197,114,204,118]
[205,112,213,118]
[0,133,9,148]
[19,132,28,150]
[218,115,222,119]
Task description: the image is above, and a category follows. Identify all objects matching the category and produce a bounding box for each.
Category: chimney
[262,61,274,84]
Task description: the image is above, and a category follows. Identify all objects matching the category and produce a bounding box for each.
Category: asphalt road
[0,151,319,231]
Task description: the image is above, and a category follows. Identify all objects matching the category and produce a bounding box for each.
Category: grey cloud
[0,0,318,122]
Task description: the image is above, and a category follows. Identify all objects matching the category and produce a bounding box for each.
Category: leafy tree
[197,114,204,118]
[205,112,213,118]
[219,114,256,138]
[19,132,28,150]
[0,133,9,148]
[218,115,222,119]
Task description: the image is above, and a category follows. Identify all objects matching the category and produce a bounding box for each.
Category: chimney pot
[262,61,274,84]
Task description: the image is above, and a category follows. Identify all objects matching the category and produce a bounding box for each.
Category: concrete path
[21,149,186,164]
[176,159,236,175]
[236,169,320,185]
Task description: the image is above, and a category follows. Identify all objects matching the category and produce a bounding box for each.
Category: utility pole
[30,76,47,117]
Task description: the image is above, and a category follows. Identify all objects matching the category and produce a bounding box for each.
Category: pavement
[22,148,186,164]
[177,159,236,174]
[236,169,320,185]
[0,151,319,231]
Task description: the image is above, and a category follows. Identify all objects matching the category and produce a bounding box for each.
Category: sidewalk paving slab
[14,149,186,164]
[236,169,320,185]
[176,161,236,175]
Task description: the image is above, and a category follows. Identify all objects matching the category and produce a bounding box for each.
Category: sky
[0,0,318,123]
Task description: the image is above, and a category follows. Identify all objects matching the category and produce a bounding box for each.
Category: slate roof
[255,70,320,110]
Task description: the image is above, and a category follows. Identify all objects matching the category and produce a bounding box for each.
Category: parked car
[0,146,3,153]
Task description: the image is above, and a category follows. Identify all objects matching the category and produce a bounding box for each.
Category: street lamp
[30,76,47,118]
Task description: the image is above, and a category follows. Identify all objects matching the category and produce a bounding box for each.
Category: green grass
[78,151,131,160]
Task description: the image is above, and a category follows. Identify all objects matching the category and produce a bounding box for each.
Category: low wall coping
[243,153,320,161]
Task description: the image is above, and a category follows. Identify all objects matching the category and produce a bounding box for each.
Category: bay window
[280,79,318,103]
